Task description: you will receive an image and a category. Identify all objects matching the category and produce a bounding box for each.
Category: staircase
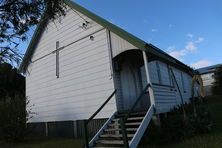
[84,84,154,148]
[88,105,154,148]
[93,112,145,147]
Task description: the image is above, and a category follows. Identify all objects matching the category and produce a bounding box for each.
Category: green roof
[19,0,192,73]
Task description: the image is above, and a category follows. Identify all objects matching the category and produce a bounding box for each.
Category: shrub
[0,63,31,142]
[212,65,222,95]
[145,101,213,145]
[0,93,28,142]
[188,106,213,134]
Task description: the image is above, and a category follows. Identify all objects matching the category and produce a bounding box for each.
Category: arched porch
[112,49,155,112]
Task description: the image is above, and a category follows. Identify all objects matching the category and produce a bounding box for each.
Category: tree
[0,63,25,100]
[212,65,222,95]
[0,63,28,141]
[0,0,66,64]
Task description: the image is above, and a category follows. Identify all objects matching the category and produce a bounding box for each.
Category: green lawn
[1,95,222,148]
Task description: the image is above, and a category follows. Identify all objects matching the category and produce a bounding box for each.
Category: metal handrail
[120,83,151,148]
[123,83,151,122]
[83,89,117,148]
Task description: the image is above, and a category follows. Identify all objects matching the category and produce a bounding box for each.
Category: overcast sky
[20,0,222,69]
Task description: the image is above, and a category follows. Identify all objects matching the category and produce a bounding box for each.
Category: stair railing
[83,89,117,148]
[120,83,151,148]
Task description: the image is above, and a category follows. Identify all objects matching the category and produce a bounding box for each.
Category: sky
[20,0,222,69]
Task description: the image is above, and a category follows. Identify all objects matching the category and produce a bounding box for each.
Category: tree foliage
[0,63,25,100]
[0,0,66,64]
[0,63,30,141]
[212,65,222,95]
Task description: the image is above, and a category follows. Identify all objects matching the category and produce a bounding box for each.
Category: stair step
[117,111,146,117]
[109,122,141,127]
[100,134,134,138]
[92,146,123,148]
[113,117,144,121]
[105,128,137,132]
[96,140,124,145]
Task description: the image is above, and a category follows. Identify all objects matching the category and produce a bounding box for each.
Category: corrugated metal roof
[197,64,222,74]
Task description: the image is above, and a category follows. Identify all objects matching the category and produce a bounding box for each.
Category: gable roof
[20,0,193,73]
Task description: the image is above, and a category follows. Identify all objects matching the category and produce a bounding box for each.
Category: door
[120,61,141,111]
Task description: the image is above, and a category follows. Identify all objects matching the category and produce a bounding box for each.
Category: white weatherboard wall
[110,32,139,57]
[140,60,193,113]
[26,8,116,122]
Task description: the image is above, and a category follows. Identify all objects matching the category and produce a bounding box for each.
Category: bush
[0,93,28,142]
[0,63,31,142]
[212,65,222,95]
[145,101,213,145]
[188,106,213,134]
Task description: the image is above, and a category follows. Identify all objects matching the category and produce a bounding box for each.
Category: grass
[0,138,83,148]
[1,95,222,148]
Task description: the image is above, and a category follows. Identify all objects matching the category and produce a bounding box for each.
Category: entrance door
[120,61,141,111]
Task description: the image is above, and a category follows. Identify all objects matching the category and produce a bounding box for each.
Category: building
[20,0,197,147]
[197,64,222,96]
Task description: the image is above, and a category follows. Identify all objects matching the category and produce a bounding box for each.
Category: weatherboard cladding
[26,8,116,122]
[20,0,192,73]
[139,60,192,113]
[22,0,195,122]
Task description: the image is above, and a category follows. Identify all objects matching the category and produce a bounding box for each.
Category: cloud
[168,41,197,59]
[166,46,176,52]
[191,60,211,69]
[185,41,197,52]
[195,37,204,43]
[168,35,205,60]
[186,33,194,38]
[169,50,186,59]
[151,29,158,32]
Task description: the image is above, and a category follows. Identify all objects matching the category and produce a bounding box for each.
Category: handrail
[83,89,117,148]
[129,104,154,147]
[123,83,150,122]
[120,83,151,148]
[87,89,117,122]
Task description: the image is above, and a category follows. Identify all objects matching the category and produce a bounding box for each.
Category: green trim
[19,17,48,72]
[19,0,193,73]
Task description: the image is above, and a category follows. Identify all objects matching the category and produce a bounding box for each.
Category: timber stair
[92,111,146,147]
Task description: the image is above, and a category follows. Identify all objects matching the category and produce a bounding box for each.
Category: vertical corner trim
[56,41,60,78]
